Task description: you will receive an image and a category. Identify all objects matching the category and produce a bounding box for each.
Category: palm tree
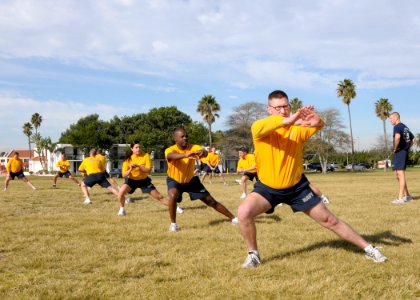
[22,122,33,159]
[375,98,393,171]
[290,98,303,114]
[196,95,220,146]
[337,79,357,170]
[31,113,43,135]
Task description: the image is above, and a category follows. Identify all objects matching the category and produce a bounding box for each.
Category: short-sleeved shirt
[96,154,107,172]
[78,156,103,175]
[206,152,220,167]
[165,144,202,184]
[393,123,414,151]
[252,115,323,189]
[7,158,23,173]
[122,153,151,180]
[237,154,257,174]
[56,159,70,173]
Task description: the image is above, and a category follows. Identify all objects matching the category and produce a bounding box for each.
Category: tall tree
[196,94,220,146]
[337,79,357,170]
[375,98,393,171]
[289,98,303,114]
[31,113,43,135]
[22,122,33,159]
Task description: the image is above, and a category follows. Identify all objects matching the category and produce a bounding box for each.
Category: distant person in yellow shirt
[117,141,184,216]
[78,148,119,204]
[201,146,227,185]
[97,149,119,189]
[165,128,238,232]
[52,153,80,187]
[235,147,258,200]
[4,151,36,191]
[237,90,387,268]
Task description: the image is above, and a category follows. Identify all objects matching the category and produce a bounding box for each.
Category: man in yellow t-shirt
[236,147,258,200]
[53,153,80,187]
[164,127,238,232]
[78,148,118,204]
[97,149,119,189]
[237,90,387,268]
[4,151,36,191]
[201,146,227,185]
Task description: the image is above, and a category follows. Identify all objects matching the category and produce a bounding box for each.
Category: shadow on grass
[265,230,412,263]
[208,214,282,226]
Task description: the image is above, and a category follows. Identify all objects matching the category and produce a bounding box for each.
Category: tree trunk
[208,122,212,146]
[27,137,32,159]
[347,104,355,171]
[383,119,388,172]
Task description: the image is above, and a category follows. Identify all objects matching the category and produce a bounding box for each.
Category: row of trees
[21,81,419,173]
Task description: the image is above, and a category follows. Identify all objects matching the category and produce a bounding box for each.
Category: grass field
[0,170,419,299]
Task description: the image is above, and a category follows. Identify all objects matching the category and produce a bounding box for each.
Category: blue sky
[1,0,420,153]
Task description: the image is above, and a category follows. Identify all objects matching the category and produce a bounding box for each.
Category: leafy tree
[290,98,303,113]
[22,122,33,159]
[375,98,393,171]
[31,132,47,171]
[337,79,357,170]
[31,113,43,135]
[59,114,113,150]
[197,94,220,146]
[185,122,208,145]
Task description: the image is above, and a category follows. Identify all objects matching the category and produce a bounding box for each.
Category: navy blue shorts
[124,177,156,194]
[83,173,111,188]
[244,172,258,182]
[252,175,321,214]
[166,176,210,203]
[393,150,408,170]
[204,165,221,174]
[10,171,25,180]
[58,171,72,178]
[103,171,110,179]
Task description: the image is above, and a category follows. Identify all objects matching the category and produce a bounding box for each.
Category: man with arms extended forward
[238,90,387,268]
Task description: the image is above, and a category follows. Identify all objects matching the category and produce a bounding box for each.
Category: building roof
[3,149,35,158]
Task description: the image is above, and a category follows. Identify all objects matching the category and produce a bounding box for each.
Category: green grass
[0,170,419,299]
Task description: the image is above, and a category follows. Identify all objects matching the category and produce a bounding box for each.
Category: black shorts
[9,171,25,180]
[83,173,111,188]
[393,150,408,170]
[58,171,72,178]
[125,177,156,194]
[252,174,321,214]
[103,171,110,179]
[244,172,258,181]
[204,165,221,174]
[166,176,210,203]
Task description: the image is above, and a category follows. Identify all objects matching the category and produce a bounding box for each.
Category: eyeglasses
[269,104,290,111]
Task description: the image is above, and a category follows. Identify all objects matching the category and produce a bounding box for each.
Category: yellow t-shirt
[237,154,257,174]
[7,158,23,173]
[252,115,323,189]
[206,152,220,167]
[78,156,103,175]
[165,144,202,183]
[122,153,151,180]
[96,154,106,172]
[56,159,70,173]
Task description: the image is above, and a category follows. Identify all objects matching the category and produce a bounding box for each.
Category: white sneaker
[52,184,57,188]
[83,197,92,204]
[235,179,242,185]
[321,194,330,204]
[125,198,134,204]
[403,195,413,202]
[391,198,406,204]
[176,206,184,214]
[242,252,261,268]
[240,193,247,200]
[224,182,228,186]
[118,207,126,216]
[169,223,179,232]
[365,246,387,263]
[231,217,239,225]
[3,188,6,192]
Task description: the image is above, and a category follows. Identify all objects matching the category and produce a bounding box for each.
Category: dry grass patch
[0,170,419,299]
